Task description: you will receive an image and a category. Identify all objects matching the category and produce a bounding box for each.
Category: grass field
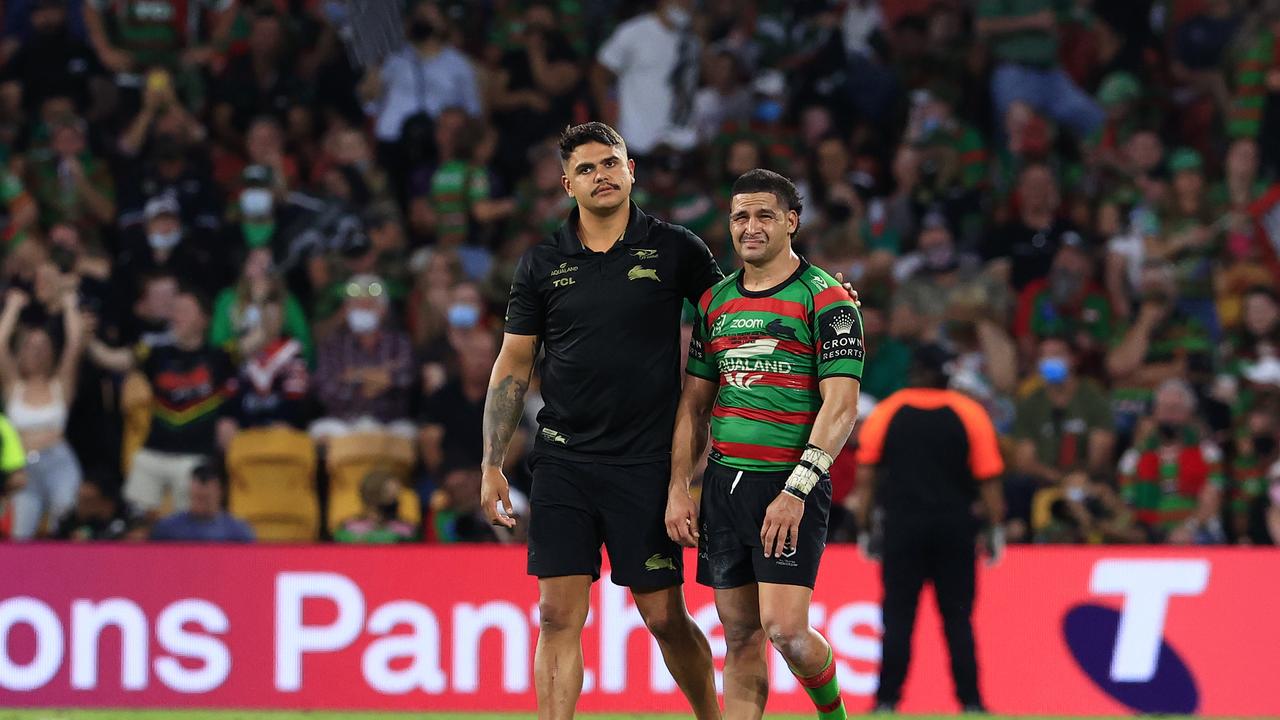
[0,707,1192,712]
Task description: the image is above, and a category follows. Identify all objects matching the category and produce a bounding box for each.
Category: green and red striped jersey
[687,259,864,472]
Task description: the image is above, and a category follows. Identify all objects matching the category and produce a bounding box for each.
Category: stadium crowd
[0,0,1278,546]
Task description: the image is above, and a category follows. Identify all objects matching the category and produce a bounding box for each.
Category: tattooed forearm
[482,374,530,468]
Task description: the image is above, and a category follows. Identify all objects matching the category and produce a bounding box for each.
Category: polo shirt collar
[555,201,650,255]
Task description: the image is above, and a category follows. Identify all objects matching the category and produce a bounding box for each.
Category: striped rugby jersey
[687,259,864,472]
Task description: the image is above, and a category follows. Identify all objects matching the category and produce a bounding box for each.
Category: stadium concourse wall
[0,545,1276,716]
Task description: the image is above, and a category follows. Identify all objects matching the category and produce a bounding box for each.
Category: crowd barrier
[1,544,1276,715]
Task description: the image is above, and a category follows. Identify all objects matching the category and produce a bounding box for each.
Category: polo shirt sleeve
[676,229,723,304]
[504,252,544,337]
[685,289,717,382]
[854,395,897,466]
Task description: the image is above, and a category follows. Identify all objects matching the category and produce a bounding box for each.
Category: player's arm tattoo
[482,373,529,468]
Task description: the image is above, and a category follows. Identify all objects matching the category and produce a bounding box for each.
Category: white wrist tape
[784,444,834,500]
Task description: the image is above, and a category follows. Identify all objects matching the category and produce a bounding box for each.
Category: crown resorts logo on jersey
[830,312,856,336]
[1062,559,1207,714]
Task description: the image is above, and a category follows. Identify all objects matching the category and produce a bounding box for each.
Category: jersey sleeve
[952,394,1006,480]
[504,252,544,336]
[676,229,724,304]
[813,283,865,381]
[686,289,717,381]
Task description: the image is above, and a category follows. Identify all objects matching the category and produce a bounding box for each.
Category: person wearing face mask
[332,468,418,543]
[310,274,416,443]
[592,0,701,159]
[1117,379,1226,544]
[359,2,480,149]
[1013,241,1112,363]
[116,194,211,309]
[1008,336,1115,541]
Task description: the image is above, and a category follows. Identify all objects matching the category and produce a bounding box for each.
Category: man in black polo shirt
[480,122,721,719]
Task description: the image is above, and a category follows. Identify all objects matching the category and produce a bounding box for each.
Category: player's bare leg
[760,582,847,719]
[715,584,769,720]
[633,585,721,720]
[534,575,592,720]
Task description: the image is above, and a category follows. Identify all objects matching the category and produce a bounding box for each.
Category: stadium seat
[1030,487,1065,534]
[227,427,320,542]
[120,372,153,476]
[325,432,419,532]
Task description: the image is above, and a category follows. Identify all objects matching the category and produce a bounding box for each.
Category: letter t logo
[1089,560,1209,683]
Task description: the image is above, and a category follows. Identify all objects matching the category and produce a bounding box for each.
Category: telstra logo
[1062,559,1209,714]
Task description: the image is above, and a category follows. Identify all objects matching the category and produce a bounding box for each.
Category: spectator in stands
[0,0,100,115]
[1008,336,1115,540]
[0,286,84,539]
[984,164,1084,292]
[86,285,237,520]
[1013,240,1112,362]
[1034,470,1143,544]
[593,0,701,157]
[26,112,115,245]
[1107,261,1214,435]
[311,273,415,441]
[428,464,525,543]
[361,1,481,149]
[489,1,581,186]
[150,459,253,542]
[333,467,418,543]
[211,7,304,150]
[419,326,494,478]
[115,195,212,305]
[977,0,1104,141]
[1154,148,1220,339]
[692,47,752,144]
[229,296,310,431]
[121,272,177,346]
[894,212,1011,348]
[117,102,216,233]
[1231,402,1279,543]
[1118,379,1226,544]
[51,475,141,541]
[208,247,313,362]
[116,68,209,161]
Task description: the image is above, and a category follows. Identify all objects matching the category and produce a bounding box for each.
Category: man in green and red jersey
[667,169,862,720]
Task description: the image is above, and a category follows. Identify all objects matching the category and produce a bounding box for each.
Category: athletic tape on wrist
[784,444,834,499]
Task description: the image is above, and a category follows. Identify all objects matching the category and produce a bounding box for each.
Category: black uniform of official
[504,203,722,589]
[856,385,1005,710]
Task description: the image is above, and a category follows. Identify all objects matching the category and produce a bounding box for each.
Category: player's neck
[742,250,801,292]
[577,200,631,253]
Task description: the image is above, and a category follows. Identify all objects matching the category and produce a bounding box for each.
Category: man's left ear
[788,210,799,235]
[627,158,636,181]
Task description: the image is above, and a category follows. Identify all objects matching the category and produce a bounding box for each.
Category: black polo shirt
[505,202,723,463]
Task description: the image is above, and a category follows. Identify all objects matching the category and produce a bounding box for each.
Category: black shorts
[697,460,832,589]
[527,453,683,590]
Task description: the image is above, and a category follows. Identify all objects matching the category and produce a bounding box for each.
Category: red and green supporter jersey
[687,260,864,472]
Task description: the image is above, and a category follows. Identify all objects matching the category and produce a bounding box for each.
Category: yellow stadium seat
[1030,487,1065,533]
[120,371,153,475]
[325,432,419,532]
[227,427,320,542]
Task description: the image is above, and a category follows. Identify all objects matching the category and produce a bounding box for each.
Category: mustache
[592,183,621,195]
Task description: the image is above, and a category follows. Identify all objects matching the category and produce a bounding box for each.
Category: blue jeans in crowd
[991,63,1105,139]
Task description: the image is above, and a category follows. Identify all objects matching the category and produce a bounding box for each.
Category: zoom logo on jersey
[727,317,765,331]
[1062,559,1208,714]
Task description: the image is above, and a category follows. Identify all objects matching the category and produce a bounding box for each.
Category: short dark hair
[730,168,804,231]
[559,122,626,162]
[176,283,212,318]
[192,457,226,486]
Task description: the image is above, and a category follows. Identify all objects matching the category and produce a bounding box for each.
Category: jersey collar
[736,256,811,298]
[555,201,650,255]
